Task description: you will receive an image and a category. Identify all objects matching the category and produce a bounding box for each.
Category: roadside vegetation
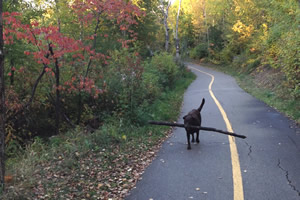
[3,54,195,199]
[178,0,299,123]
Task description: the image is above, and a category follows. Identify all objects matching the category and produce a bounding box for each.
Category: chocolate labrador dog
[183,98,205,150]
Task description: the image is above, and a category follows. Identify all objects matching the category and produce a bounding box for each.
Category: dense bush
[101,50,180,120]
[190,43,208,60]
[101,49,144,117]
[147,52,180,88]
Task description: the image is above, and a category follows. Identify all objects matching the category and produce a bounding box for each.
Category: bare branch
[148,121,247,139]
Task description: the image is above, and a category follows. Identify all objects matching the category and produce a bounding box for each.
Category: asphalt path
[126,63,300,200]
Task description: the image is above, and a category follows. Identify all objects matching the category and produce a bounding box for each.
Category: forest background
[0,0,299,199]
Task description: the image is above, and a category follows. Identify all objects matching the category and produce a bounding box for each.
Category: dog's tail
[197,98,205,112]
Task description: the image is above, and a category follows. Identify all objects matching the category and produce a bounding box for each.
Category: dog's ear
[183,115,187,119]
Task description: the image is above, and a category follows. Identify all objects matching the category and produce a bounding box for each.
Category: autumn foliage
[2,0,146,147]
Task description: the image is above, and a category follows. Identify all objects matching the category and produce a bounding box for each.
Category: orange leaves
[4,12,84,66]
[120,25,127,31]
[63,76,105,99]
[5,175,13,183]
[71,0,143,46]
[7,66,22,76]
[24,51,31,56]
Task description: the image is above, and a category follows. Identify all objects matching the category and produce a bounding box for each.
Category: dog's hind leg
[196,130,200,143]
[187,132,191,150]
[191,133,195,143]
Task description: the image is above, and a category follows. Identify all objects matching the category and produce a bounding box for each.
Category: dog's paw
[187,146,191,150]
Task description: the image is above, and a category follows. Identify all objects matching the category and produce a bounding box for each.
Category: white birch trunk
[160,0,171,52]
[175,0,182,59]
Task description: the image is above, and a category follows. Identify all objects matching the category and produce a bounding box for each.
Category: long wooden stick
[148,121,246,139]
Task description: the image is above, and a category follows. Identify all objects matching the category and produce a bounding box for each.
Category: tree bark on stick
[148,121,246,139]
[0,0,5,192]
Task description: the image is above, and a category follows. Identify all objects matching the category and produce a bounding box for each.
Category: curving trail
[126,63,300,200]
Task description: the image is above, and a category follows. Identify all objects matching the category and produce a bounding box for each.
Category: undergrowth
[2,66,196,199]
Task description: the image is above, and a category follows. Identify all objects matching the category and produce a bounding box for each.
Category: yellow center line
[189,66,244,200]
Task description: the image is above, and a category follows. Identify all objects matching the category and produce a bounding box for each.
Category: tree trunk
[54,0,61,32]
[164,11,170,52]
[160,0,171,52]
[0,0,5,192]
[204,0,209,56]
[49,44,60,135]
[77,12,101,124]
[10,60,14,85]
[175,0,182,59]
[55,57,60,135]
[54,0,61,134]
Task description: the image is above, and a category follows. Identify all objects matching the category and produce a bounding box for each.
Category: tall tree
[0,0,5,193]
[175,0,182,59]
[160,0,172,52]
[203,0,209,56]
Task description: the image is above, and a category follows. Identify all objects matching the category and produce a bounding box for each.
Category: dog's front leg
[191,133,195,143]
[196,130,200,143]
[187,133,191,150]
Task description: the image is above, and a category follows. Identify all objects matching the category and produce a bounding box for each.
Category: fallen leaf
[5,175,13,183]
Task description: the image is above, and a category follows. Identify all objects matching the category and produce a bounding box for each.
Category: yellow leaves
[235,5,241,13]
[42,8,54,20]
[260,23,268,40]
[232,20,254,40]
[262,23,268,29]
[232,20,243,33]
[122,135,127,140]
[262,23,268,34]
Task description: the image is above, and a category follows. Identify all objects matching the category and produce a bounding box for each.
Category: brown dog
[183,98,205,150]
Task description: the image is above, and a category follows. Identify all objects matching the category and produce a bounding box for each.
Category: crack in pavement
[245,142,252,158]
[277,159,300,196]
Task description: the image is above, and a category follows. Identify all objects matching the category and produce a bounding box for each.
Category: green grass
[200,62,300,123]
[2,67,196,199]
[235,74,299,123]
